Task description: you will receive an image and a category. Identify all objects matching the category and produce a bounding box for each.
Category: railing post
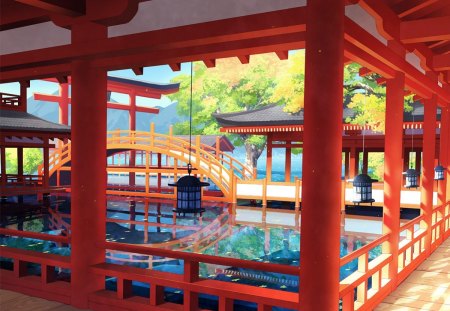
[183,260,199,310]
[219,296,233,311]
[41,264,55,284]
[117,278,132,299]
[14,260,27,278]
[421,93,437,254]
[150,283,165,306]
[150,123,155,147]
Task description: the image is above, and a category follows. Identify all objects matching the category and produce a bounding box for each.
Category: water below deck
[375,238,450,311]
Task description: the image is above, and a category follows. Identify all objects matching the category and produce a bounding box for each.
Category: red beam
[345,17,450,104]
[0,1,50,31]
[0,7,307,72]
[237,55,250,64]
[131,67,144,75]
[394,0,439,18]
[107,102,159,114]
[93,32,306,72]
[16,0,85,16]
[433,53,450,71]
[169,63,181,71]
[359,0,400,40]
[275,51,289,60]
[400,16,450,44]
[203,59,216,68]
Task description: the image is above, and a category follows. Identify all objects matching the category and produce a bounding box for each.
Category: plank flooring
[0,289,87,311]
[376,238,450,311]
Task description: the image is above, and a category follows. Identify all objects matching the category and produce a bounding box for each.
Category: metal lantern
[434,165,445,181]
[403,168,419,188]
[352,174,377,204]
[169,166,209,217]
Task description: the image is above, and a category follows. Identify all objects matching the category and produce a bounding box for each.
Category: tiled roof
[0,109,71,134]
[213,104,356,127]
[214,102,440,127]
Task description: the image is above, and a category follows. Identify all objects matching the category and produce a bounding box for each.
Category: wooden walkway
[376,238,450,311]
[0,289,87,311]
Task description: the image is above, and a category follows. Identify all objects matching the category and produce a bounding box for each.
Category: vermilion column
[382,71,405,283]
[1,147,6,186]
[299,0,344,309]
[19,81,28,112]
[129,91,136,187]
[17,147,23,183]
[59,83,69,125]
[438,107,449,204]
[421,95,437,253]
[70,22,107,308]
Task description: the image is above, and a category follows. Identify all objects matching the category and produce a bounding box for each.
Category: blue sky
[0,63,191,108]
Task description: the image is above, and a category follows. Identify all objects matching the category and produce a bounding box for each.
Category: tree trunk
[244,143,264,176]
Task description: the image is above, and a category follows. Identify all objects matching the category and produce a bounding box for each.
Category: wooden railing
[2,174,43,187]
[93,241,300,310]
[0,228,71,304]
[41,128,253,201]
[339,234,392,311]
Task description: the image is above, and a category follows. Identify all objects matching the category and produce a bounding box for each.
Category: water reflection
[1,193,397,293]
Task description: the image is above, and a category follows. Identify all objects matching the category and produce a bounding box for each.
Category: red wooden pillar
[19,81,29,112]
[17,147,23,183]
[382,70,405,283]
[59,83,69,125]
[440,107,450,203]
[43,147,49,187]
[285,143,292,182]
[421,95,437,252]
[349,146,356,178]
[129,91,136,187]
[344,150,350,179]
[70,22,107,309]
[299,0,344,309]
[415,150,422,174]
[1,147,6,186]
[266,135,273,182]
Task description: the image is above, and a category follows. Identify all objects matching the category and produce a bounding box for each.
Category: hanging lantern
[434,165,445,181]
[403,168,419,188]
[168,62,209,217]
[169,167,209,217]
[352,174,377,204]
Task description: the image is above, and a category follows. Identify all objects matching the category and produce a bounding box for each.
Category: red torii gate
[33,76,179,129]
[33,76,179,186]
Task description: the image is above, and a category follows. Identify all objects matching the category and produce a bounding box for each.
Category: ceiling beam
[131,67,144,75]
[16,0,85,16]
[400,16,450,44]
[0,1,50,30]
[433,53,450,71]
[0,7,307,72]
[345,17,450,104]
[169,63,181,71]
[237,55,250,64]
[394,0,439,18]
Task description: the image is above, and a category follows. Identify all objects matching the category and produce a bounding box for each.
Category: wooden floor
[0,289,87,311]
[376,238,450,311]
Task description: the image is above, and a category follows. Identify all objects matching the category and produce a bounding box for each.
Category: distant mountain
[26,94,185,133]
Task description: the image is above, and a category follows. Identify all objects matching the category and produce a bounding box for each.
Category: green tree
[5,148,43,175]
[23,148,43,174]
[168,54,293,171]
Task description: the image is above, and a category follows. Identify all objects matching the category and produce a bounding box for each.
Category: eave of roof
[0,109,71,135]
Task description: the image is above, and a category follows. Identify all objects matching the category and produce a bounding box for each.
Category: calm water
[0,193,390,296]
